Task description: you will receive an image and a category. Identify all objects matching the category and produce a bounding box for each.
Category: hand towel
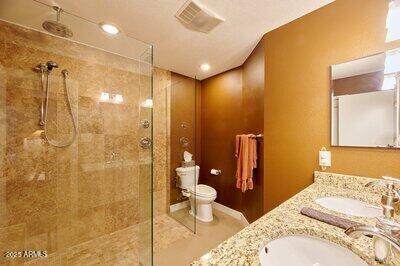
[300,207,364,229]
[235,134,257,192]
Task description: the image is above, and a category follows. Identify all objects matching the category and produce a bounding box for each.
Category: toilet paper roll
[210,169,221,175]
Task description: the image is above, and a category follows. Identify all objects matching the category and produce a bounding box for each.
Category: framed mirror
[331,48,400,148]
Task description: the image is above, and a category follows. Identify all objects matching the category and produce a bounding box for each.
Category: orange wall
[201,41,265,222]
[201,67,244,213]
[333,71,384,96]
[263,0,400,212]
[241,41,265,222]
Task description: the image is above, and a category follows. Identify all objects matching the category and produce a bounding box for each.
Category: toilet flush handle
[182,189,191,198]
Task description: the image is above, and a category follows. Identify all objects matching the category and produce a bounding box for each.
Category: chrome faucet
[345,217,400,263]
[345,176,400,263]
[366,176,400,219]
[345,218,400,251]
[382,176,400,201]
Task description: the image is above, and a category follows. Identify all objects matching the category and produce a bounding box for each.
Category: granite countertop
[193,171,396,265]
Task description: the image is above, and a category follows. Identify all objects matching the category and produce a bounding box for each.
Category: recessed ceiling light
[99,23,120,34]
[200,63,210,71]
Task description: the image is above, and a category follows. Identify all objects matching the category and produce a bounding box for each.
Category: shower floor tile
[20,214,192,266]
[14,210,241,265]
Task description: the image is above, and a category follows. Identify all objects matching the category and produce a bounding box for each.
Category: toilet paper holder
[210,169,222,175]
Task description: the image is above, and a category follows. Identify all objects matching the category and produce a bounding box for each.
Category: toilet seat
[189,184,217,198]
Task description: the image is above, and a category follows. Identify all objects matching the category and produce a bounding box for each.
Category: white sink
[315,196,382,218]
[259,235,367,266]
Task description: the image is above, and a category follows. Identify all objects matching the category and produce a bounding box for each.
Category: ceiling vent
[175,0,224,33]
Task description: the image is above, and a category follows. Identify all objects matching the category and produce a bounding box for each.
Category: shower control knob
[140,137,152,149]
[62,69,69,77]
[180,122,189,129]
[179,137,189,147]
[141,119,150,128]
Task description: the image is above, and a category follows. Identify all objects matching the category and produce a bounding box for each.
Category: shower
[42,6,73,38]
[34,61,77,147]
[1,1,154,265]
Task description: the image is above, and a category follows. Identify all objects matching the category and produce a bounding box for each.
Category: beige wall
[263,0,400,212]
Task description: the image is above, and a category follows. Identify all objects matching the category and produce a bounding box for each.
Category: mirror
[331,49,400,148]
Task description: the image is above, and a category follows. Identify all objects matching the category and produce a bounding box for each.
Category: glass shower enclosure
[168,74,199,233]
[0,0,154,265]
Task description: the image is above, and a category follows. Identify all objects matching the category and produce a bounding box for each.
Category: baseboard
[212,202,249,226]
[170,200,250,226]
[169,200,190,213]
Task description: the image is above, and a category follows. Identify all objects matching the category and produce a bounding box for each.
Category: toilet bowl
[187,184,217,222]
[176,166,218,222]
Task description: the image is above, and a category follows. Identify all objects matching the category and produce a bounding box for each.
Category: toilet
[176,166,217,222]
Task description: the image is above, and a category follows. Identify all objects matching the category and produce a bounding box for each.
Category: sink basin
[315,196,382,218]
[259,235,367,266]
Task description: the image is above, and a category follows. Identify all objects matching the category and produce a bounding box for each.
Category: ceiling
[2,0,335,79]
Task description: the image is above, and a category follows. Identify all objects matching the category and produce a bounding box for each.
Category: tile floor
[154,208,245,266]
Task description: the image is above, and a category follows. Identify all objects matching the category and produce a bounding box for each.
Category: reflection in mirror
[386,0,400,43]
[331,48,400,148]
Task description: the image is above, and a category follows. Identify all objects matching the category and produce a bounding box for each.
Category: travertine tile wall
[0,20,170,265]
[153,68,171,216]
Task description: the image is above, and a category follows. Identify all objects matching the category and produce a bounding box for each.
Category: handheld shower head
[46,61,59,71]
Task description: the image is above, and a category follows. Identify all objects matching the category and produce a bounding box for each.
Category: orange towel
[235,134,257,192]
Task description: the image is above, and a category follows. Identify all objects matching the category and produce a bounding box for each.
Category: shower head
[46,61,59,71]
[42,21,73,38]
[42,6,73,38]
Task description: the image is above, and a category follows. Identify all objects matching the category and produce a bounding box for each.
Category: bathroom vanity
[193,172,396,265]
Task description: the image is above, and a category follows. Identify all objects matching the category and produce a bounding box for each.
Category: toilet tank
[176,165,200,189]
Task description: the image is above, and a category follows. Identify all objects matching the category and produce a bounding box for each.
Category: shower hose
[41,68,77,147]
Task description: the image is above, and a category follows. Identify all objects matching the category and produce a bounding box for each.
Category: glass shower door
[138,47,154,265]
[168,74,198,233]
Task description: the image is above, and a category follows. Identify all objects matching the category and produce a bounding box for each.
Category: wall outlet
[319,150,331,167]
